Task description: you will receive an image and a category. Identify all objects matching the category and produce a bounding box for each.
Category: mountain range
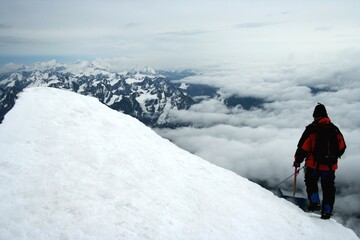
[0,61,222,127]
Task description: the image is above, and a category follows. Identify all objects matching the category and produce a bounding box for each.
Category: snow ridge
[0,87,358,240]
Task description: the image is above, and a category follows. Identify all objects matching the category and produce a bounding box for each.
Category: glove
[293,161,301,168]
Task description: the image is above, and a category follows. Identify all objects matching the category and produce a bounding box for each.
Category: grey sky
[0,0,359,67]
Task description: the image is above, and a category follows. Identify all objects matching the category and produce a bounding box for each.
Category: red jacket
[294,117,346,171]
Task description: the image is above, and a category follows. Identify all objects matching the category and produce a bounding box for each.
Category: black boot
[320,212,331,219]
[307,201,321,212]
[321,204,332,219]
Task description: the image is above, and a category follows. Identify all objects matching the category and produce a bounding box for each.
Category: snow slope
[0,87,358,240]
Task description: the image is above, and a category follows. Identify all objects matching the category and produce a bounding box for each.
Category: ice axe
[293,167,300,197]
[275,165,304,188]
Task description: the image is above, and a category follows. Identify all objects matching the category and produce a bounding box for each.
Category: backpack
[313,123,340,168]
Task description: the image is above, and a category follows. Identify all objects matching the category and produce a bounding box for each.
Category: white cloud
[0,62,24,73]
[1,0,360,68]
[155,55,360,189]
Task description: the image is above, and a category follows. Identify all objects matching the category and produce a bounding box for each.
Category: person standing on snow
[293,103,346,219]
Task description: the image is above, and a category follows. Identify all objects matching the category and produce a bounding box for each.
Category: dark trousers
[304,167,336,211]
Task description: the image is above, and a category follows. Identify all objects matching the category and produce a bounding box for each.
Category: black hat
[313,103,328,119]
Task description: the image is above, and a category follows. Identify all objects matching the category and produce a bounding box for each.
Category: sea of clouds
[154,54,360,235]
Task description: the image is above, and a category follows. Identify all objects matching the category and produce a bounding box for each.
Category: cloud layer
[1,0,360,68]
[155,55,360,186]
[154,56,360,235]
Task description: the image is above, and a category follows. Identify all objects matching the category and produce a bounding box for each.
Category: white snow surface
[179,83,189,90]
[0,87,358,240]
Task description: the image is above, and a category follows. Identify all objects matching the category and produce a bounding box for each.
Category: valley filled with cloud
[154,57,360,233]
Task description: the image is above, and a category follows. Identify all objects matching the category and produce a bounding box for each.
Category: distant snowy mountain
[0,87,358,240]
[0,61,214,126]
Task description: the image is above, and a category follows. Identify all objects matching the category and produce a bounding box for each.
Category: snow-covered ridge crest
[0,87,358,240]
